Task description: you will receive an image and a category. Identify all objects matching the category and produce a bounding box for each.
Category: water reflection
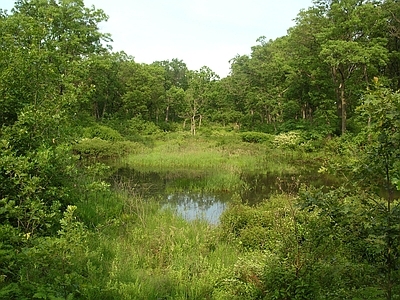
[164,193,227,225]
[110,167,338,224]
[239,171,337,205]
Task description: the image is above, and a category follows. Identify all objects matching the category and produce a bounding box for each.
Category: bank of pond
[3,132,399,299]
[110,165,338,224]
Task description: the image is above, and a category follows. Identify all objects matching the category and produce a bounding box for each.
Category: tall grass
[77,187,240,299]
[72,130,329,299]
[122,133,317,176]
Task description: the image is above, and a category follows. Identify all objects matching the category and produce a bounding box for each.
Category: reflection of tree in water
[165,193,228,225]
[239,171,339,205]
[110,167,167,196]
[239,172,299,204]
[110,167,339,223]
[110,167,213,197]
[166,192,226,208]
[110,168,230,223]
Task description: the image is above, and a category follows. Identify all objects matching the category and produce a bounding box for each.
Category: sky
[1,0,313,77]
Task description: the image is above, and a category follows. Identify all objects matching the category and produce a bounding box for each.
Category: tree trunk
[339,81,346,135]
[191,115,196,135]
[165,105,169,122]
[101,102,107,120]
[331,67,342,134]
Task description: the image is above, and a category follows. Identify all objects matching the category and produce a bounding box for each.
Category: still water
[111,167,336,224]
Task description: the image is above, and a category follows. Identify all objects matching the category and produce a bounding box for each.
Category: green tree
[226,55,253,126]
[287,7,338,134]
[0,0,110,128]
[382,0,400,90]
[153,58,189,91]
[0,0,110,296]
[152,59,189,124]
[357,82,400,299]
[204,78,243,126]
[181,66,219,135]
[315,0,388,134]
[164,85,185,123]
[246,37,292,130]
[122,63,165,121]
[310,81,400,298]
[85,52,126,120]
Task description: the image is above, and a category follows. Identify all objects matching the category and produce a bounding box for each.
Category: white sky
[2,0,313,77]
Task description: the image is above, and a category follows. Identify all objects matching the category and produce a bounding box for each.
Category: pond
[110,166,338,224]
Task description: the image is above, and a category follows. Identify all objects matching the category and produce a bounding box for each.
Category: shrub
[124,117,162,136]
[72,138,143,160]
[273,131,301,149]
[219,201,272,249]
[214,253,266,299]
[2,206,90,299]
[239,225,269,250]
[84,124,123,141]
[240,132,273,144]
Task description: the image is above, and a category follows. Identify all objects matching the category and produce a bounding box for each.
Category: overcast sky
[2,0,313,77]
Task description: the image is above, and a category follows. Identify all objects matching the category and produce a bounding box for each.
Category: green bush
[240,132,273,144]
[220,201,272,250]
[0,206,90,300]
[273,131,301,149]
[72,138,143,159]
[84,124,124,141]
[213,253,266,299]
[239,225,269,250]
[124,117,162,136]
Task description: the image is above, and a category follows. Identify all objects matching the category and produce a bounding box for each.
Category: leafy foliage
[273,131,302,149]
[83,124,124,142]
[72,138,141,160]
[240,131,273,144]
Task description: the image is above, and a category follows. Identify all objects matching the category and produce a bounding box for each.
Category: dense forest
[1,0,400,299]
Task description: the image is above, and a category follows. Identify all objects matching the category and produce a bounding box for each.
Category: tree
[153,58,189,91]
[0,0,110,127]
[312,81,400,298]
[0,1,111,296]
[152,59,189,123]
[246,37,292,130]
[357,82,400,299]
[382,0,400,90]
[164,86,185,123]
[0,0,111,220]
[122,63,165,121]
[315,0,388,134]
[226,54,253,125]
[85,52,126,120]
[287,7,339,133]
[203,78,243,126]
[181,66,219,135]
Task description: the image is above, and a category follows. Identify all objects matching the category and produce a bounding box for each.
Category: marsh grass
[73,131,329,299]
[79,188,240,299]
[123,133,316,173]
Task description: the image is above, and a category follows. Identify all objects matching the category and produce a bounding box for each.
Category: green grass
[78,189,240,299]
[122,132,319,176]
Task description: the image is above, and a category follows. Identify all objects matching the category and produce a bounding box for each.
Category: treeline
[3,1,398,137]
[5,0,394,136]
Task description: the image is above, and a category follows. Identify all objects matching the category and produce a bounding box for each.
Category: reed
[81,191,240,299]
